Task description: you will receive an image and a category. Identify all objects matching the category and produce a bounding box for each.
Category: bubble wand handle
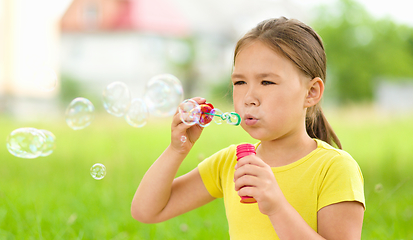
[236,144,257,204]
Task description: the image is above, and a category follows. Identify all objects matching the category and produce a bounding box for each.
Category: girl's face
[232,40,310,141]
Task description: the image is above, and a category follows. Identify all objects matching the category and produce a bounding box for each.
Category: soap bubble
[125,98,148,128]
[180,135,187,143]
[144,74,183,117]
[90,163,106,180]
[39,129,56,157]
[198,104,214,127]
[65,97,95,130]
[6,128,47,159]
[102,82,131,117]
[34,66,57,92]
[212,108,223,124]
[179,99,201,126]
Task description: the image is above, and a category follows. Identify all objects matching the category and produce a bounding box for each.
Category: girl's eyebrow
[231,72,280,79]
[231,73,244,79]
[256,73,281,79]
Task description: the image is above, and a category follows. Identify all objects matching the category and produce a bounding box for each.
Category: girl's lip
[244,114,258,126]
[245,118,258,126]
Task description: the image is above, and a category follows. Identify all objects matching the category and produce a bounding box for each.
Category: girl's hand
[234,155,286,216]
[170,97,206,154]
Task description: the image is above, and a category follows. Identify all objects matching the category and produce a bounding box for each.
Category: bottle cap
[236,144,255,160]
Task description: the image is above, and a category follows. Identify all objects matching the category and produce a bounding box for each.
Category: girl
[131,17,365,239]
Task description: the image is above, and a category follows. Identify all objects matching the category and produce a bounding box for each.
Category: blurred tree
[167,37,198,99]
[59,74,83,105]
[312,0,413,103]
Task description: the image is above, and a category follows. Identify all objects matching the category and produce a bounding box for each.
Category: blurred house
[0,0,306,119]
[59,0,233,101]
[60,0,305,102]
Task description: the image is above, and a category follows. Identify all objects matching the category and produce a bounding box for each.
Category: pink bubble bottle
[236,144,257,204]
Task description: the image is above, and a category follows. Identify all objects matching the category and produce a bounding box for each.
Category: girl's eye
[233,81,246,85]
[262,80,275,85]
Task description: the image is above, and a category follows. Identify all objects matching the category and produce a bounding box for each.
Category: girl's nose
[244,88,260,106]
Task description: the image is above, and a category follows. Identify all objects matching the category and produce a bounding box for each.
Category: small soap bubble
[39,129,56,157]
[144,74,183,117]
[125,98,149,128]
[102,82,131,117]
[34,66,57,92]
[212,108,223,125]
[179,99,201,126]
[180,135,187,143]
[90,163,106,180]
[65,97,95,130]
[6,128,46,159]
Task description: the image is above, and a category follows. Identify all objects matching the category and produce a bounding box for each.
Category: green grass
[0,107,412,239]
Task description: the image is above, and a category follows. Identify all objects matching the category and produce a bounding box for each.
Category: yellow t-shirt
[198,139,365,239]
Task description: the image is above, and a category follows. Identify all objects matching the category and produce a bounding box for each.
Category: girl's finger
[235,155,266,169]
[192,97,207,105]
[237,185,256,198]
[234,174,259,191]
[234,163,262,181]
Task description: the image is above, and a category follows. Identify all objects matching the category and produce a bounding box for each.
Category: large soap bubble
[102,82,131,117]
[125,98,149,128]
[179,99,201,126]
[39,129,56,157]
[144,74,183,117]
[6,128,47,159]
[65,97,95,130]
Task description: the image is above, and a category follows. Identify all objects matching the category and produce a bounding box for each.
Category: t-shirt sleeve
[198,146,234,199]
[317,153,365,211]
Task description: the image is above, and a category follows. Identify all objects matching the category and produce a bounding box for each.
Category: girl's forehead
[235,41,289,64]
[234,40,311,80]
[234,42,292,69]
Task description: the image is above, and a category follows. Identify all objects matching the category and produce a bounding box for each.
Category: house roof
[60,0,189,36]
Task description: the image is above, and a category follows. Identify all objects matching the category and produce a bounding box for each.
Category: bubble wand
[178,99,241,142]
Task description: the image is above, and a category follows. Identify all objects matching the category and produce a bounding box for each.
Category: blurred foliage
[59,74,103,111]
[59,74,84,105]
[209,76,233,105]
[167,37,198,99]
[313,0,413,103]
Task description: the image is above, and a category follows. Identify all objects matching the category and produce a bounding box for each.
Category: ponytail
[306,105,342,149]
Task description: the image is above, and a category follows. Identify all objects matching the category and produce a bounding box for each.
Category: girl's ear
[304,77,324,108]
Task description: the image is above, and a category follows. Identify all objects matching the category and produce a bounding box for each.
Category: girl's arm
[267,199,363,240]
[131,98,215,223]
[234,155,364,240]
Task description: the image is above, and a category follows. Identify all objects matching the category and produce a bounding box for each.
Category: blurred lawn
[0,107,412,239]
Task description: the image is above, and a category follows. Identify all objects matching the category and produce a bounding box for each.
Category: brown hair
[233,17,342,149]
